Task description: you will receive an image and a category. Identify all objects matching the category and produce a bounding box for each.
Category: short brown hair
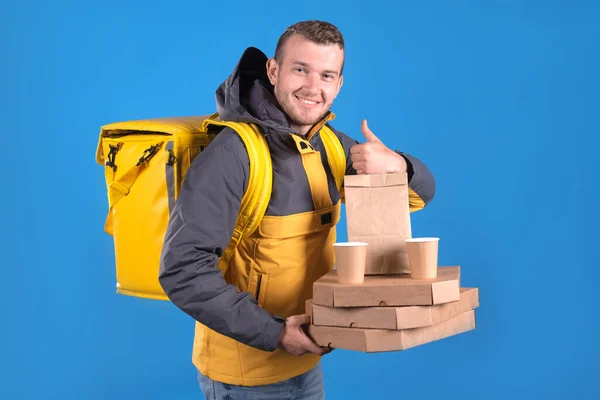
[274,20,345,72]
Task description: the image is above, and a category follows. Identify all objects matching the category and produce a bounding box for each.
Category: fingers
[289,314,311,326]
[351,149,367,174]
[296,315,325,355]
[352,162,366,173]
[284,314,329,356]
[350,142,374,156]
[350,143,363,155]
[299,334,327,355]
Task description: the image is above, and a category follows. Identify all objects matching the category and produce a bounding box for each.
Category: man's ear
[266,58,279,85]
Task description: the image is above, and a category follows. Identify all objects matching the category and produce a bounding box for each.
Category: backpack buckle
[105,143,123,171]
[137,144,161,166]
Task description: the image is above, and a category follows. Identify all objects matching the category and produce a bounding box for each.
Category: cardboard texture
[308,310,475,353]
[308,288,478,330]
[344,173,412,275]
[312,266,460,307]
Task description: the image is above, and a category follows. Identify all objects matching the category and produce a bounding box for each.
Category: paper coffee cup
[405,237,439,279]
[333,242,368,284]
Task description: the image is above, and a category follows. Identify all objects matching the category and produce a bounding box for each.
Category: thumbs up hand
[349,119,407,175]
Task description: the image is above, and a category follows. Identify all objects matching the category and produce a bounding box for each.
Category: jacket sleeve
[395,151,436,211]
[328,124,436,210]
[158,127,284,351]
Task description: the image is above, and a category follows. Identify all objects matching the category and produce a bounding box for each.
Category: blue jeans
[197,362,325,399]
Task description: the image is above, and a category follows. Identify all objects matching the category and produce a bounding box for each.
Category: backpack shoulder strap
[319,125,346,193]
[201,117,273,271]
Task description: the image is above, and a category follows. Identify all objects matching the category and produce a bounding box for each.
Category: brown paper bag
[344,173,412,275]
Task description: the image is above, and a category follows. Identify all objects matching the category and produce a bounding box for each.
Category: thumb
[361,119,380,142]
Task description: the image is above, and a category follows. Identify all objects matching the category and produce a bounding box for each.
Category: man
[159,20,435,399]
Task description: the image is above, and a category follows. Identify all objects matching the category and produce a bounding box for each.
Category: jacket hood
[215,47,294,135]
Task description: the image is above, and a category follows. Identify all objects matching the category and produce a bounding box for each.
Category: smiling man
[159,20,436,399]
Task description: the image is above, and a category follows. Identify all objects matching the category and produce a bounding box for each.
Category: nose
[303,73,320,94]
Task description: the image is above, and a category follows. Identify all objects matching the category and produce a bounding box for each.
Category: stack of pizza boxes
[306,173,479,353]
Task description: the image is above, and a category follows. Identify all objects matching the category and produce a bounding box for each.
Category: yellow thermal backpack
[96,113,347,301]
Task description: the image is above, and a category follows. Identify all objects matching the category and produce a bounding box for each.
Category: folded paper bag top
[344,173,408,188]
[344,173,412,275]
[406,237,440,243]
[333,242,368,284]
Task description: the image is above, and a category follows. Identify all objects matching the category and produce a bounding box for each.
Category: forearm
[159,229,284,351]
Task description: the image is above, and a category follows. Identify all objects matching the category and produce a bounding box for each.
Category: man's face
[267,34,344,135]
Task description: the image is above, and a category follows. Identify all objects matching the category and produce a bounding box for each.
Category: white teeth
[297,96,317,105]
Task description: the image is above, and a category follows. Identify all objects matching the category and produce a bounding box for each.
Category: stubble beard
[274,86,330,132]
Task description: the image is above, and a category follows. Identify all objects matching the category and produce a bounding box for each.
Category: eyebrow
[293,61,339,75]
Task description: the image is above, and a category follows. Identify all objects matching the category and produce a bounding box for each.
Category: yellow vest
[192,125,342,386]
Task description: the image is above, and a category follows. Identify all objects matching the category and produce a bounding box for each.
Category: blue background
[3,0,599,399]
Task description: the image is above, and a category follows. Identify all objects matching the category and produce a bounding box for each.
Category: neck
[290,123,311,137]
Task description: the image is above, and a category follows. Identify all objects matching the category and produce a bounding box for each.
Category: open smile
[295,95,321,108]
